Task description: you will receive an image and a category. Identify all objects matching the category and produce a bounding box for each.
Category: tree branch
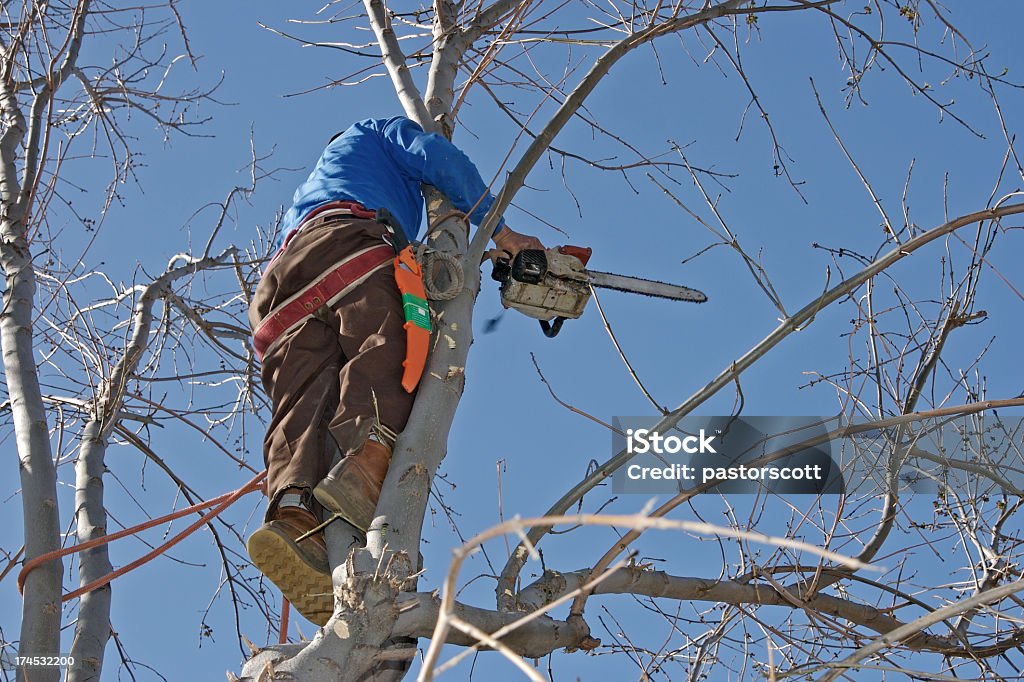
[819,577,1024,679]
[363,0,431,124]
[394,592,579,658]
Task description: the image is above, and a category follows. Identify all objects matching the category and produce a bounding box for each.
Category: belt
[253,243,395,361]
[295,200,377,231]
[266,201,378,272]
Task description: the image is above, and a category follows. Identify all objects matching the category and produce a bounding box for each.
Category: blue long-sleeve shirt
[281,117,505,242]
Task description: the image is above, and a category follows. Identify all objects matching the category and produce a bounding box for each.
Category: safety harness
[252,201,431,392]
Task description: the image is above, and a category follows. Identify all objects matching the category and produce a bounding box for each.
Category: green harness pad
[401,292,432,332]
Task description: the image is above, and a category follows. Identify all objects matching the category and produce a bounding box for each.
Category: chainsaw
[491,245,707,337]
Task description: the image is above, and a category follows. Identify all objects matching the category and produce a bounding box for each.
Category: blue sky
[3,1,1024,679]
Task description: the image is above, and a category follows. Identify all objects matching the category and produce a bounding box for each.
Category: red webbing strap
[280,598,291,643]
[253,244,395,361]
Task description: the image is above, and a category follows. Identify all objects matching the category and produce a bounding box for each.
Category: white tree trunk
[68,421,113,682]
[2,220,63,682]
[2,80,63,682]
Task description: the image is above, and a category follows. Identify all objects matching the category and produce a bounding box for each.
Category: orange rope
[18,471,267,599]
[279,598,290,644]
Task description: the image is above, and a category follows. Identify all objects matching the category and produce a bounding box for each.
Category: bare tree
[235,1,1024,681]
[4,1,1024,681]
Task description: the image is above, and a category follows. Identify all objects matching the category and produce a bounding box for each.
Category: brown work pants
[249,217,416,519]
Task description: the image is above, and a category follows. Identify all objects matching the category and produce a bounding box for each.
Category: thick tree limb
[1,228,63,678]
[423,0,460,127]
[394,593,579,658]
[240,590,581,679]
[520,567,1024,658]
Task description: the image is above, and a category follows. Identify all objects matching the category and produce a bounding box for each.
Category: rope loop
[416,244,464,301]
[418,210,469,301]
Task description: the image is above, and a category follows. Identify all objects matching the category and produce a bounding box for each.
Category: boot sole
[247,526,333,626]
[313,477,374,532]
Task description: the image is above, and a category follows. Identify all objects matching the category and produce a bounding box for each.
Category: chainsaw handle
[490,250,513,282]
[539,317,566,338]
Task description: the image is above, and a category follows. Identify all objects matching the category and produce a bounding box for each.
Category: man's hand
[489,226,545,262]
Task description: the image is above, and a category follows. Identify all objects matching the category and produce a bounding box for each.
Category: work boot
[246,504,334,626]
[314,439,392,531]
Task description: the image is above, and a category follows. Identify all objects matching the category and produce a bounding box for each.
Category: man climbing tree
[244,115,544,625]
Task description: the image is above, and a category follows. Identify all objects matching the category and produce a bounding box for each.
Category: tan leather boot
[313,439,392,532]
[246,505,333,626]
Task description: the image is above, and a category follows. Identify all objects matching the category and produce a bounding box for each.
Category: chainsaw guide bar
[585,270,707,303]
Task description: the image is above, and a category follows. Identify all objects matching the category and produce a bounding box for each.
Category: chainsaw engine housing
[495,247,592,321]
